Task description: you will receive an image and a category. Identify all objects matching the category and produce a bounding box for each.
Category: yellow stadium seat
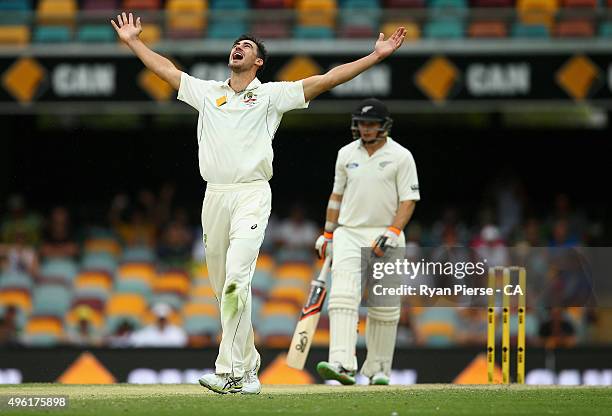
[0,290,31,312]
[65,306,105,329]
[296,0,337,28]
[154,273,190,296]
[0,26,30,45]
[269,286,307,306]
[517,0,558,26]
[84,239,121,256]
[138,24,162,45]
[192,285,216,299]
[25,317,63,336]
[261,302,299,317]
[312,328,330,346]
[117,263,156,283]
[275,263,313,281]
[183,302,219,317]
[256,254,275,271]
[75,272,113,291]
[381,22,420,40]
[167,0,207,33]
[419,321,456,338]
[106,294,147,316]
[37,0,77,25]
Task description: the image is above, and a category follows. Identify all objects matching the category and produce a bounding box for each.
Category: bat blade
[286,257,331,370]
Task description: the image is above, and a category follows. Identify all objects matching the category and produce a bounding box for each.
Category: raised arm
[302,27,406,102]
[111,12,181,90]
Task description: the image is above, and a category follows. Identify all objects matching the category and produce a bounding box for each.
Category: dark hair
[233,34,267,75]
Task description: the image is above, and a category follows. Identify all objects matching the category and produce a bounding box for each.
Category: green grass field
[1,384,611,416]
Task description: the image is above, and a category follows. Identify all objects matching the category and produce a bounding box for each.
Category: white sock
[329,308,359,371]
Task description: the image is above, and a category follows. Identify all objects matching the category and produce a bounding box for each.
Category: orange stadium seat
[167,0,207,38]
[517,0,558,27]
[275,263,313,281]
[84,238,121,257]
[256,254,275,272]
[106,293,148,316]
[183,302,219,317]
[381,21,420,40]
[37,0,77,25]
[192,284,216,299]
[0,289,32,312]
[117,263,156,283]
[269,286,307,307]
[296,0,337,27]
[261,301,300,317]
[153,272,190,297]
[555,19,594,37]
[0,25,30,44]
[468,20,508,38]
[75,271,113,291]
[65,306,105,329]
[25,316,63,336]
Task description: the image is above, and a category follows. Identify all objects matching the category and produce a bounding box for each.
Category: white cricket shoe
[242,359,261,395]
[369,372,390,385]
[198,373,243,394]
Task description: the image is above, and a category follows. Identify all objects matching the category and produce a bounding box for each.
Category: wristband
[388,226,401,236]
[323,231,333,239]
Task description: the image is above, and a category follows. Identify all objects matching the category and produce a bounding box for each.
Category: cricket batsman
[315,98,420,385]
[112,11,406,394]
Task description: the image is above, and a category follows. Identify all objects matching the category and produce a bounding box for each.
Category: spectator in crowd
[158,209,194,268]
[154,182,177,229]
[114,209,157,247]
[472,224,509,266]
[0,305,20,347]
[429,208,470,246]
[1,195,42,245]
[0,230,39,276]
[275,205,319,250]
[40,206,79,259]
[548,193,588,243]
[130,303,187,347]
[538,308,577,348]
[65,306,103,347]
[550,219,580,247]
[106,319,136,348]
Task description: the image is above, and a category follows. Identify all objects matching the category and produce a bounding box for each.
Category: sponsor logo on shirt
[216,96,227,107]
[411,184,420,191]
[379,161,392,169]
[346,162,359,169]
[242,91,258,107]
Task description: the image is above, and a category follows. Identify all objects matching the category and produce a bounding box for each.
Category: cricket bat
[286,256,331,370]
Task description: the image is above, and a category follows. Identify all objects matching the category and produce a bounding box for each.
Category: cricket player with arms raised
[111,11,406,394]
[315,98,420,385]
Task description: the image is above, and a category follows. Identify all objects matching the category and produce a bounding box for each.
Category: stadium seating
[0,26,30,44]
[468,20,508,38]
[166,0,207,39]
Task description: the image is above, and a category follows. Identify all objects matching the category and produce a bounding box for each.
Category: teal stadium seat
[32,285,72,317]
[294,26,335,39]
[81,252,117,275]
[424,19,465,38]
[0,271,32,291]
[0,0,30,25]
[115,279,153,301]
[40,259,79,284]
[77,24,116,43]
[599,21,612,38]
[122,246,155,263]
[208,23,248,39]
[33,25,72,43]
[512,23,549,38]
[257,315,296,337]
[184,316,221,336]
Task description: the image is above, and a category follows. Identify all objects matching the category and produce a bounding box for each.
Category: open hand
[111,12,142,44]
[374,27,406,60]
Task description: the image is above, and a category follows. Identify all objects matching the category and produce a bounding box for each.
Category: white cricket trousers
[202,181,271,378]
[329,226,405,376]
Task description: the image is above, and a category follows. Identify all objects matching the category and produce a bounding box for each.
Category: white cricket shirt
[177,72,309,184]
[332,137,420,228]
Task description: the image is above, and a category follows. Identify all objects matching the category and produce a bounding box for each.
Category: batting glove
[372,227,401,257]
[315,231,333,259]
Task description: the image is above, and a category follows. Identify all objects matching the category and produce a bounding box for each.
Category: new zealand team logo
[242,91,258,107]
